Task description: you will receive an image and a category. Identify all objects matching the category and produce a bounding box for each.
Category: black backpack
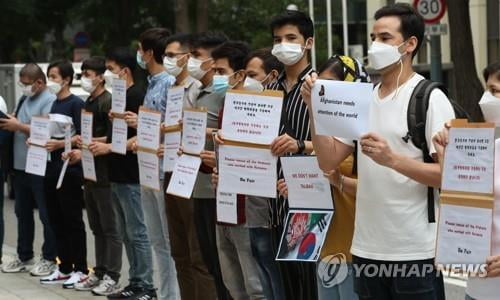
[0,96,27,174]
[352,79,470,223]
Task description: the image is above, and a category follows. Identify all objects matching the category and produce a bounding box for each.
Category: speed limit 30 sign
[413,0,447,24]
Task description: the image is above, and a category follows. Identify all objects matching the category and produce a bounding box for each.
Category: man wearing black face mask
[0,64,57,277]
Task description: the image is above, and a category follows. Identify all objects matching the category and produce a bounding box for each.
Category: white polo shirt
[338,73,455,261]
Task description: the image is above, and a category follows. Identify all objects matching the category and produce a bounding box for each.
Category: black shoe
[134,289,157,300]
[107,285,140,299]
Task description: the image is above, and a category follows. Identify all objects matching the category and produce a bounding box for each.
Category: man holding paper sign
[132,27,179,300]
[302,4,456,299]
[41,60,88,287]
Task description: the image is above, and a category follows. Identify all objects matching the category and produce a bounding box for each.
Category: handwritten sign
[111,78,127,113]
[165,86,185,127]
[311,80,372,140]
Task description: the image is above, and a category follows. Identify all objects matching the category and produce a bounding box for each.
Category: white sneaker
[40,269,71,284]
[75,272,100,291]
[62,271,87,289]
[1,257,35,273]
[91,275,120,296]
[30,258,57,276]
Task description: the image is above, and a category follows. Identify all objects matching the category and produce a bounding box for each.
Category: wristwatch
[296,140,305,154]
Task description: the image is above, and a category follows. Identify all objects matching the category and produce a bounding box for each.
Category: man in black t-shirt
[74,57,123,293]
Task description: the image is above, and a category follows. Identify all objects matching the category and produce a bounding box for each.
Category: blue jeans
[141,186,179,300]
[249,227,286,300]
[13,170,56,262]
[111,183,153,289]
[316,263,358,300]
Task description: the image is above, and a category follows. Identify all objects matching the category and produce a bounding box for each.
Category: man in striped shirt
[266,10,316,300]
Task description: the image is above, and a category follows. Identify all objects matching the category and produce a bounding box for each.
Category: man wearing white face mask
[73,57,122,292]
[161,33,216,300]
[305,3,455,299]
[0,64,57,277]
[265,10,316,300]
[433,63,500,300]
[182,31,231,300]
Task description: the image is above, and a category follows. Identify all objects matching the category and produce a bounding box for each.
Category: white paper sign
[182,110,207,155]
[111,118,128,154]
[56,159,69,189]
[165,87,185,127]
[276,210,333,262]
[311,80,372,140]
[111,79,127,113]
[216,190,238,224]
[81,111,93,146]
[166,154,202,199]
[25,146,48,176]
[218,144,277,198]
[221,90,283,145]
[281,156,333,210]
[442,127,495,194]
[138,151,160,191]
[436,204,492,265]
[137,108,162,150]
[162,131,181,173]
[30,117,50,146]
[64,125,72,154]
[82,149,97,181]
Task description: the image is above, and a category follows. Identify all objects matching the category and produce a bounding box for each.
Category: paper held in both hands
[276,156,334,262]
[111,78,128,154]
[25,116,50,176]
[435,120,496,268]
[166,108,207,199]
[80,111,97,182]
[311,80,372,140]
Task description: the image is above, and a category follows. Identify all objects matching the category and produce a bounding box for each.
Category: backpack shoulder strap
[407,79,441,223]
[14,96,27,117]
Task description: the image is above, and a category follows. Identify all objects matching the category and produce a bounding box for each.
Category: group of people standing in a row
[0,2,498,300]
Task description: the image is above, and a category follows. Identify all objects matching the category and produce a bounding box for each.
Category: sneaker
[40,269,71,284]
[30,258,57,276]
[136,289,157,300]
[1,257,35,273]
[62,271,87,289]
[92,275,120,296]
[107,285,147,299]
[75,272,100,291]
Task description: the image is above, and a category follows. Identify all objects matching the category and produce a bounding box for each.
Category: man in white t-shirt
[301,3,455,299]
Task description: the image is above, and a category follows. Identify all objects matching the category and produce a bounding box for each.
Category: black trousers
[352,255,445,300]
[271,224,318,300]
[45,171,87,274]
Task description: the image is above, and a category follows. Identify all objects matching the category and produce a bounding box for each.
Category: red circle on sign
[413,0,447,24]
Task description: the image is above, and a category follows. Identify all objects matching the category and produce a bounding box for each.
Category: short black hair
[82,56,106,75]
[139,27,171,64]
[483,62,500,82]
[48,60,74,85]
[105,47,137,72]
[191,32,228,52]
[270,10,314,39]
[374,3,425,58]
[19,63,46,83]
[165,33,193,52]
[244,48,284,75]
[212,41,251,72]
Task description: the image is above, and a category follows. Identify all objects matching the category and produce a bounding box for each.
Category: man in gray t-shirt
[0,63,57,276]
